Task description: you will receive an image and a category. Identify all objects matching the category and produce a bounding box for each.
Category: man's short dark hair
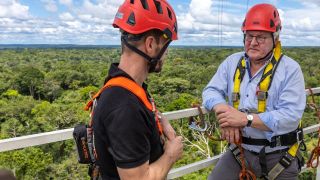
[121,29,164,54]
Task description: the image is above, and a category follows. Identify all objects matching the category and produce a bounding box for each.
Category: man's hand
[213,104,231,115]
[164,136,183,163]
[217,106,247,128]
[221,127,241,144]
[160,114,176,140]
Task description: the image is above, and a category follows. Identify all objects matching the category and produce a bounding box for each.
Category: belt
[247,148,289,156]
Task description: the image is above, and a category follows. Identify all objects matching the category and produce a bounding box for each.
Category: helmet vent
[167,7,172,20]
[163,28,172,39]
[154,0,163,14]
[273,11,277,18]
[127,12,136,26]
[130,0,134,4]
[140,0,149,10]
[270,19,275,28]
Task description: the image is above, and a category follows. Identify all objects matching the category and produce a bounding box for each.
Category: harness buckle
[296,129,307,151]
[279,153,294,168]
[232,92,240,102]
[256,91,268,100]
[296,129,303,144]
[270,136,282,148]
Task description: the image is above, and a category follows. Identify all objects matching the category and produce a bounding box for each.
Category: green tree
[15,66,44,98]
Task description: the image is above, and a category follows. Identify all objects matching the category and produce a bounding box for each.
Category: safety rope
[307,88,320,168]
[236,134,256,180]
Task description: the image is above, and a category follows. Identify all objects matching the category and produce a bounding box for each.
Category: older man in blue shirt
[203,3,306,180]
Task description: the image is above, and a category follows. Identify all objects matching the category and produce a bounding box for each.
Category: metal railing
[1,87,320,179]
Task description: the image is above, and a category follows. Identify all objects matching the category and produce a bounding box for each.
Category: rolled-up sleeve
[259,62,306,140]
[202,60,230,111]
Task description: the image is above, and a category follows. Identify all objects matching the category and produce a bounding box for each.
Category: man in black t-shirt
[93,0,183,179]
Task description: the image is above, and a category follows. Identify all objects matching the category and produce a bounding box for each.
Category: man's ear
[144,36,157,55]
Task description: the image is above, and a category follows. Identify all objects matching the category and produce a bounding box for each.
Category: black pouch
[73,124,94,164]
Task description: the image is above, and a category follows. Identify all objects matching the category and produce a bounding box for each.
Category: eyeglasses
[245,34,271,44]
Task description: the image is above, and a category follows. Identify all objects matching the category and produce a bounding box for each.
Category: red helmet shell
[113,0,178,40]
[242,3,281,33]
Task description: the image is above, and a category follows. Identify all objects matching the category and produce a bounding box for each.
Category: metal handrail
[0,107,209,152]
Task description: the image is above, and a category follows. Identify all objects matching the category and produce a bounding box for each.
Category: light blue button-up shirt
[202,52,306,153]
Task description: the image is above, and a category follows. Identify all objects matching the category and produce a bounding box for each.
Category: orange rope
[307,129,320,168]
[306,88,320,168]
[236,134,256,180]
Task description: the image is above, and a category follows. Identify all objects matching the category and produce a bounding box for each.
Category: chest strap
[85,76,163,135]
[85,77,152,111]
[232,41,283,112]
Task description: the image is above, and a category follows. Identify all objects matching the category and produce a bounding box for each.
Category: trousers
[207,149,299,180]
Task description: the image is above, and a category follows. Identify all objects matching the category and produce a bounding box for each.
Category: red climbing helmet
[113,0,178,40]
[242,3,281,33]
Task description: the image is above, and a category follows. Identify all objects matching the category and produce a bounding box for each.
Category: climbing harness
[231,41,306,180]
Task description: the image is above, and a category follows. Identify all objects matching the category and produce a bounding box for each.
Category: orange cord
[236,134,256,180]
[306,88,320,168]
[307,130,320,168]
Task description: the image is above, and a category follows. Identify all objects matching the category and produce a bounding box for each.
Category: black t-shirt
[93,63,164,180]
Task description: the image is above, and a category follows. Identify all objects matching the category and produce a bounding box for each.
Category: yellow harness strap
[257,41,282,113]
[288,121,303,157]
[233,59,246,110]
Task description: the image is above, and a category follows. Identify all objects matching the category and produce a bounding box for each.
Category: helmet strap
[121,34,171,73]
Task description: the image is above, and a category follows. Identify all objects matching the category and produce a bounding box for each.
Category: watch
[246,114,254,127]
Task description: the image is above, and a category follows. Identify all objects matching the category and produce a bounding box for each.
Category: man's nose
[250,36,259,45]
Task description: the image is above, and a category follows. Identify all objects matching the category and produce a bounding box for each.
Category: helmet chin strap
[121,35,171,73]
[257,50,273,62]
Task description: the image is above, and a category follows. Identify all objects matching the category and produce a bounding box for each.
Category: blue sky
[0,0,320,46]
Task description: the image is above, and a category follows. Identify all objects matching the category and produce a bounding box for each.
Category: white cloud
[176,0,244,45]
[76,0,121,20]
[0,0,124,44]
[59,12,74,21]
[41,0,58,12]
[299,0,320,7]
[59,0,72,7]
[279,6,320,46]
[0,0,30,19]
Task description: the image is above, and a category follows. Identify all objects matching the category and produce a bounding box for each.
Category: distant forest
[0,47,319,179]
